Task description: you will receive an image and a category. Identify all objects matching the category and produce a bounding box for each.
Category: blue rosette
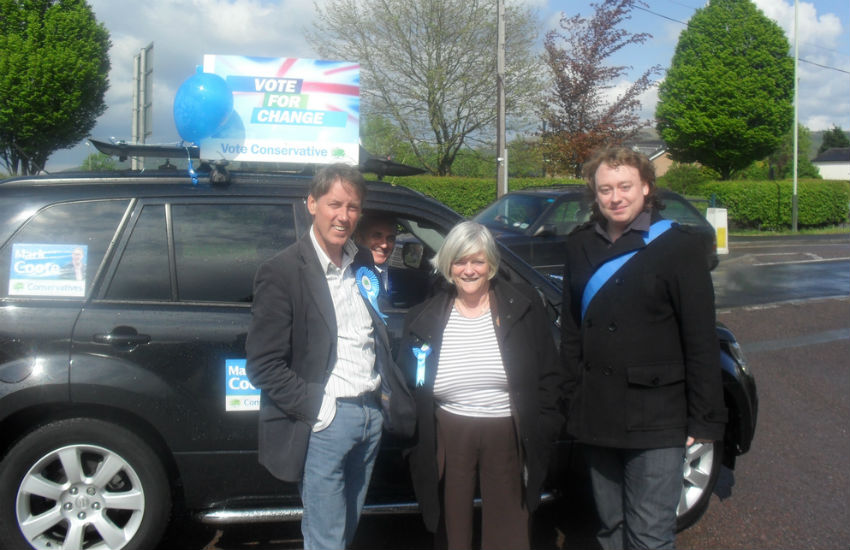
[412,344,431,387]
[356,266,387,323]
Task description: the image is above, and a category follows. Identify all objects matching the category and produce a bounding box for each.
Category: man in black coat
[560,147,727,549]
[246,163,412,550]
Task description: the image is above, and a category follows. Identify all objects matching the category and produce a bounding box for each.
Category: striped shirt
[309,227,381,432]
[433,306,511,418]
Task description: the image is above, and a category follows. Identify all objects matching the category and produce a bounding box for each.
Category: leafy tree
[80,152,118,172]
[730,160,770,180]
[767,124,821,179]
[655,0,793,180]
[361,115,404,159]
[539,0,661,177]
[447,148,492,178]
[817,125,850,155]
[658,163,718,194]
[310,0,542,176]
[0,0,111,175]
[361,114,422,168]
[506,136,545,178]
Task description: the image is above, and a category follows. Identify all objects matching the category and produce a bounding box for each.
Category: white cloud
[598,79,661,125]
[753,0,850,132]
[638,84,660,123]
[540,9,564,33]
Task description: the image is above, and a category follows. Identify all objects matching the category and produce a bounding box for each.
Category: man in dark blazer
[246,163,411,550]
[560,147,727,549]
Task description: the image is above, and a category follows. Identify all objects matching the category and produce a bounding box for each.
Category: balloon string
[185,146,198,185]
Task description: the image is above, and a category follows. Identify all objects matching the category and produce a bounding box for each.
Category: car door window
[475,195,551,231]
[171,203,297,302]
[540,199,584,234]
[1,200,130,299]
[104,201,298,303]
[105,205,171,301]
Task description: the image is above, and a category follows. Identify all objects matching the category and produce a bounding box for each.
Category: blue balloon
[210,108,245,141]
[173,67,233,144]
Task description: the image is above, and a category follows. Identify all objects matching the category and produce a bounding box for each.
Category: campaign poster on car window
[8,244,87,297]
[225,359,260,412]
[201,55,359,165]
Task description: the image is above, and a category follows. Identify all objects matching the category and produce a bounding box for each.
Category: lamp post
[132,43,154,171]
[496,0,508,197]
[792,0,799,232]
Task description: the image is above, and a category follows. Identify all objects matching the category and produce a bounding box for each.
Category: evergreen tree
[655,0,793,180]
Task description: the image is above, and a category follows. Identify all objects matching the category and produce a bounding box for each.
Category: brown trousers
[435,407,529,550]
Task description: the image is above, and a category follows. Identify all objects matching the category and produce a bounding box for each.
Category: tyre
[675,440,721,531]
[0,418,171,550]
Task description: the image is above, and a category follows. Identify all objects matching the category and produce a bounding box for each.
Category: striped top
[309,227,381,432]
[433,306,511,418]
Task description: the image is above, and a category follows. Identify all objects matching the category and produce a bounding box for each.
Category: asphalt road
[162,234,850,549]
[676,296,850,549]
[712,234,849,308]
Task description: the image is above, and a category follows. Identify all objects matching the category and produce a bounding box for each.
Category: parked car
[0,165,756,549]
[474,185,720,276]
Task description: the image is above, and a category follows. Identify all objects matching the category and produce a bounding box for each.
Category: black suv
[474,185,720,276]
[0,167,756,549]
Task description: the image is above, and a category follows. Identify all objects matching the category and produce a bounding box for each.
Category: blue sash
[580,219,674,320]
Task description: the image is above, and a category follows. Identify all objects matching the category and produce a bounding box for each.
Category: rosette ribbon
[185,146,198,185]
[356,266,387,324]
[412,344,431,387]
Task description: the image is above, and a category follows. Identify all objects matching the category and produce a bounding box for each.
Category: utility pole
[132,43,154,170]
[792,0,799,232]
[496,0,508,197]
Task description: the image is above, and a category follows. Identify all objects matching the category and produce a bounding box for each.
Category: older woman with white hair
[398,221,564,550]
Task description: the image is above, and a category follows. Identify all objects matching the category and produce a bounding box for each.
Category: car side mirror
[534,224,557,237]
[402,242,424,269]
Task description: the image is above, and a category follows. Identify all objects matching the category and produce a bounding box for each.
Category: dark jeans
[583,445,684,550]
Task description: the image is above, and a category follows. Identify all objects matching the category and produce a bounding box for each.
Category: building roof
[812,147,850,163]
[625,139,667,161]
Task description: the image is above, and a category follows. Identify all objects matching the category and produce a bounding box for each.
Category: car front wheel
[676,440,721,531]
[0,418,171,550]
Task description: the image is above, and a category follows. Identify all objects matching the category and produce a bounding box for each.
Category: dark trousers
[435,407,529,550]
[583,445,684,550]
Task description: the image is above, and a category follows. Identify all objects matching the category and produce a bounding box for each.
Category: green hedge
[387,175,582,217]
[388,175,849,230]
[690,180,850,230]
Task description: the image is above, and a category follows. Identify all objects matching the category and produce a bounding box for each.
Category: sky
[44,0,850,171]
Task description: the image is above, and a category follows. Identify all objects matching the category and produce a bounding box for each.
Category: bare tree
[309,0,542,176]
[540,0,661,177]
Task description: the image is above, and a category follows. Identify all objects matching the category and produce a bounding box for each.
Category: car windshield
[475,194,554,232]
